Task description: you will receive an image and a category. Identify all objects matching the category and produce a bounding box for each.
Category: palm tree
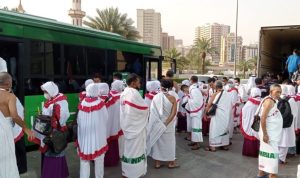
[83,7,140,41]
[248,56,258,75]
[238,60,253,78]
[164,48,181,61]
[163,48,182,72]
[192,38,218,74]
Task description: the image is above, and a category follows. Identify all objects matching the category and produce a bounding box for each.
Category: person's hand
[263,134,269,143]
[24,128,34,140]
[164,122,168,127]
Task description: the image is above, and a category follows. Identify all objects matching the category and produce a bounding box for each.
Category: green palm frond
[83,7,140,41]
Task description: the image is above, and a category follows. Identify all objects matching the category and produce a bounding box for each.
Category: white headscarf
[84,79,94,89]
[286,85,296,96]
[228,79,235,88]
[86,83,100,97]
[111,80,125,92]
[181,79,190,86]
[41,81,59,97]
[97,83,109,96]
[246,75,256,92]
[146,81,160,92]
[250,87,261,98]
[280,84,288,96]
[0,57,7,72]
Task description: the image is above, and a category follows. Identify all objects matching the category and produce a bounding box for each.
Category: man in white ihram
[120,74,149,178]
[0,72,34,178]
[185,76,204,150]
[257,84,283,178]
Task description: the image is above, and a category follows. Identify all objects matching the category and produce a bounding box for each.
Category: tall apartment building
[137,9,162,46]
[242,44,258,61]
[220,33,243,66]
[161,32,169,51]
[168,36,175,49]
[195,23,230,64]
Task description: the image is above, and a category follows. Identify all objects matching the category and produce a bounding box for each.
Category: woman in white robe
[77,83,108,178]
[145,81,160,107]
[105,80,124,166]
[240,88,261,157]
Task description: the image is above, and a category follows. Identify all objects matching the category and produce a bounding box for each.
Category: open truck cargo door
[258,25,300,77]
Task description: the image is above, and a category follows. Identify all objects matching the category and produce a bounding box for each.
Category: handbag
[251,97,275,132]
[43,104,68,154]
[33,115,52,136]
[207,90,223,116]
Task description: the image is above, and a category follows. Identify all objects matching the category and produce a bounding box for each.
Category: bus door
[144,56,162,81]
[0,37,25,100]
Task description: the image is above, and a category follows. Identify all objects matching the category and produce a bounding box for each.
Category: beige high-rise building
[220,33,243,66]
[68,0,85,26]
[168,36,175,49]
[195,23,230,64]
[161,32,169,51]
[242,44,258,61]
[137,9,162,46]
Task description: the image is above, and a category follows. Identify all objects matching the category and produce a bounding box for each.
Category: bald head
[0,72,12,87]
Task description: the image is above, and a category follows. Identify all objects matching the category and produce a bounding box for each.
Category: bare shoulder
[263,98,275,108]
[167,94,176,103]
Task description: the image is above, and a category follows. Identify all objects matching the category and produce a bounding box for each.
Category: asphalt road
[21,132,299,178]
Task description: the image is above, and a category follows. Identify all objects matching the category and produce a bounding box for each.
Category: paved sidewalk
[21,133,299,178]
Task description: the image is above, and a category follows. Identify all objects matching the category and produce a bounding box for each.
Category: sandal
[205,147,216,152]
[155,165,163,169]
[168,164,180,169]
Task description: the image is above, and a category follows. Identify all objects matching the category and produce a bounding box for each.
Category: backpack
[277,97,293,128]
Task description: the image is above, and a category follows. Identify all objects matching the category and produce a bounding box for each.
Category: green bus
[0,10,162,147]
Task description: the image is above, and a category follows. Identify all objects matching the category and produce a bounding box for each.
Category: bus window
[24,78,49,95]
[64,45,86,76]
[30,41,44,75]
[117,51,143,76]
[45,43,61,75]
[86,48,106,77]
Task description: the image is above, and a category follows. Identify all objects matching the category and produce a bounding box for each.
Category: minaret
[17,0,25,13]
[68,0,85,26]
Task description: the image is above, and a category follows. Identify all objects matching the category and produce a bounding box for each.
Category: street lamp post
[234,0,239,77]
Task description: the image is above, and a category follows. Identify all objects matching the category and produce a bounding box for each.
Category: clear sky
[1,0,300,46]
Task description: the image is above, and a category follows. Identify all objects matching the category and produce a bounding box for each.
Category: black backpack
[277,97,293,128]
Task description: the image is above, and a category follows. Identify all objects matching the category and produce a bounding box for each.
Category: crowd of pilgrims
[1,69,300,178]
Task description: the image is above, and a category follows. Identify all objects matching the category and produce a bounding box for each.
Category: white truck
[258,25,300,76]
